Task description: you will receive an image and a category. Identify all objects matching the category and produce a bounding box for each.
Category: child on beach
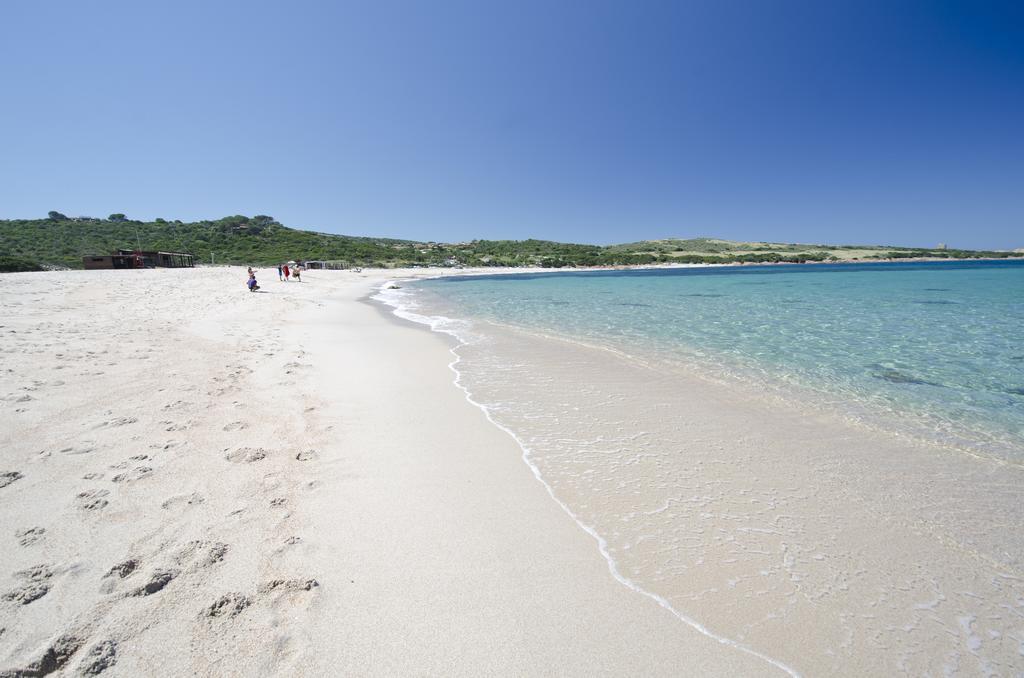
[247,271,260,292]
[277,264,283,281]
[283,264,290,281]
[292,265,301,282]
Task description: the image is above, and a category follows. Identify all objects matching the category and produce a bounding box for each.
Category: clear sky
[2,1,1021,249]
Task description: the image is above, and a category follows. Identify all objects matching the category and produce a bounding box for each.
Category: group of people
[277,263,303,282]
[245,262,306,292]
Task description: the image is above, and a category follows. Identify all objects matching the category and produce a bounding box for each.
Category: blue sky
[1,1,1021,248]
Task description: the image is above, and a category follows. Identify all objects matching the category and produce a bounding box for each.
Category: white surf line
[374,281,802,678]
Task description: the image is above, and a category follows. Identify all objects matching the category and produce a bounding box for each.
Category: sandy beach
[4,0,1021,673]
[0,266,782,676]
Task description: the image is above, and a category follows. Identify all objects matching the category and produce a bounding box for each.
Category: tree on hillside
[48,211,67,220]
[108,213,127,221]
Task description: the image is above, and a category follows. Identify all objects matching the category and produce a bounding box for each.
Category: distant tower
[937,243,947,250]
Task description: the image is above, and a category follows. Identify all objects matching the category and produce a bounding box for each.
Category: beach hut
[84,250,195,269]
[116,250,195,268]
[83,254,136,270]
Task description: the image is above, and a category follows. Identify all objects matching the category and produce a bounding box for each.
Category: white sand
[0,267,780,676]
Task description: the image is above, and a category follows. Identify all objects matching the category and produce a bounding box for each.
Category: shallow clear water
[415,260,1024,461]
[379,260,1024,674]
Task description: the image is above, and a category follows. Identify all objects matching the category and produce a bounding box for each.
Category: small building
[83,250,195,269]
[83,254,138,270]
[117,250,195,268]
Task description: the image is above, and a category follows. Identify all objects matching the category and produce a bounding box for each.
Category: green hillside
[0,214,422,270]
[0,214,1020,271]
[0,215,661,269]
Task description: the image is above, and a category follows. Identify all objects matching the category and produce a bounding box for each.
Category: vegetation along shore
[2,213,1021,272]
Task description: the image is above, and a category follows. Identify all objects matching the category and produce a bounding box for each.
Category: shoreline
[10,252,1023,278]
[369,285,803,676]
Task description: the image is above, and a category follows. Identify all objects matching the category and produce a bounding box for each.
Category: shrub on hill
[0,255,44,272]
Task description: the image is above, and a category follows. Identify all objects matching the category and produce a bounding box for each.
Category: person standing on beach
[283,264,290,281]
[277,264,283,281]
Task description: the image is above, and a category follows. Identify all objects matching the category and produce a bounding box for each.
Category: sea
[377,259,1024,675]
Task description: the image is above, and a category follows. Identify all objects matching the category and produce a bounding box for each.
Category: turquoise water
[414,260,1024,461]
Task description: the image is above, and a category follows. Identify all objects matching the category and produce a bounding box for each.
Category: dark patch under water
[873,369,942,387]
[682,293,726,298]
[1005,387,1024,396]
[617,302,651,307]
[913,300,957,305]
[923,287,952,291]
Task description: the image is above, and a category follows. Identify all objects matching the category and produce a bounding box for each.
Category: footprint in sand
[2,632,85,676]
[174,540,229,570]
[2,564,54,605]
[258,578,320,595]
[112,456,151,473]
[110,467,153,484]
[76,489,110,511]
[99,559,139,594]
[60,443,97,455]
[225,447,267,463]
[15,527,45,546]
[294,450,318,462]
[270,497,287,507]
[0,471,24,489]
[93,416,138,429]
[161,492,205,510]
[127,569,177,597]
[105,559,139,579]
[222,421,248,432]
[204,593,252,619]
[78,639,118,675]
